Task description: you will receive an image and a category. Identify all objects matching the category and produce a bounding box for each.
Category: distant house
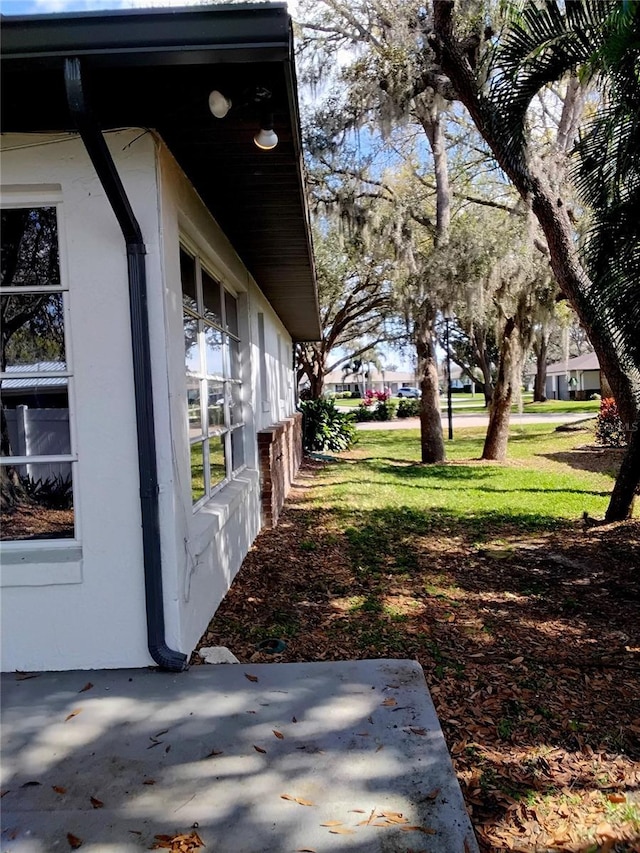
[324,369,416,396]
[0,4,320,673]
[545,352,602,400]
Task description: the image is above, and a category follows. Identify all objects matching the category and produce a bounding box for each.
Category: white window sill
[189,468,259,553]
[0,543,83,587]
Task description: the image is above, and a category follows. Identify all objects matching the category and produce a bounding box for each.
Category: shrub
[595,397,627,447]
[300,398,357,452]
[374,399,397,421]
[397,398,420,418]
[23,473,73,509]
[354,403,375,422]
[357,390,396,420]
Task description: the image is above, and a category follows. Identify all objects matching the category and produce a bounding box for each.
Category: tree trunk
[0,407,27,511]
[533,336,548,402]
[414,103,450,464]
[482,318,521,461]
[475,337,494,407]
[309,372,325,400]
[432,2,640,512]
[416,313,446,464]
[605,426,639,521]
[420,109,451,240]
[466,325,494,406]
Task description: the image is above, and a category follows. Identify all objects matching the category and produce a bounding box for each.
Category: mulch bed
[193,458,640,852]
[1,504,74,540]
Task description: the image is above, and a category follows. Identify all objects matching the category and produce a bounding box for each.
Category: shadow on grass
[541,448,625,478]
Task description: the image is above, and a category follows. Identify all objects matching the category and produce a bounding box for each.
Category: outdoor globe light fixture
[208,90,231,119]
[254,115,278,150]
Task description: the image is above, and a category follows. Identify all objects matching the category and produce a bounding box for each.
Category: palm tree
[433,0,640,519]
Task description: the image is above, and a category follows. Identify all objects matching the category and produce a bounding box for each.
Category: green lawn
[311,423,619,538]
[333,395,600,416]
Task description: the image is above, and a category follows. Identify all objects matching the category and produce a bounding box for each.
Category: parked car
[396,386,420,398]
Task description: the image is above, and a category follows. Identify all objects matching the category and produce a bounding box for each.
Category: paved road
[354,412,592,431]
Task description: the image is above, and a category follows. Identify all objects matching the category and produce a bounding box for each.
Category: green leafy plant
[397,398,420,418]
[22,473,73,509]
[354,403,375,422]
[300,398,357,452]
[595,397,627,447]
[374,398,397,421]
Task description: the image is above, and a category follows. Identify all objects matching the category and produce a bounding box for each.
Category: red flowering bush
[362,389,390,407]
[357,389,395,421]
[595,398,627,447]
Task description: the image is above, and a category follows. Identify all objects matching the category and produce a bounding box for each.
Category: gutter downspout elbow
[64,57,186,672]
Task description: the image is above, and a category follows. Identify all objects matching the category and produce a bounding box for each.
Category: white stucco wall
[154,142,297,657]
[0,131,297,671]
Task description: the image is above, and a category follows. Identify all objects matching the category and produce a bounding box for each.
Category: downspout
[64,57,187,672]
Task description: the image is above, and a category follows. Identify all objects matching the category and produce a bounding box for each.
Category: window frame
[0,196,80,549]
[180,244,245,510]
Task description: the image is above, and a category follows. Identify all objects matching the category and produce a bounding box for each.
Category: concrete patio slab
[1,659,478,852]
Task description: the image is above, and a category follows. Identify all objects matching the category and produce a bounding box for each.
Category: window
[1,205,76,542]
[181,247,245,506]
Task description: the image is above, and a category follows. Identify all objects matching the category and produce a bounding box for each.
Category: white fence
[4,406,71,480]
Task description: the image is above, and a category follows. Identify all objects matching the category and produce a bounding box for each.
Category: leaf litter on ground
[192,446,640,853]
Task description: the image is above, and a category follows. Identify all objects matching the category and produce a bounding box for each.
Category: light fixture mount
[208,89,231,119]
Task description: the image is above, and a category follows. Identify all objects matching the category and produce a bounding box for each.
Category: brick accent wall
[257,412,303,528]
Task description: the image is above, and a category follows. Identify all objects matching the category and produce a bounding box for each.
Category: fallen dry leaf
[273,730,285,739]
[151,830,205,851]
[595,821,617,838]
[399,825,436,834]
[244,673,259,682]
[143,779,156,785]
[78,682,93,693]
[281,794,315,806]
[64,709,82,722]
[90,796,103,809]
[66,832,83,849]
[381,697,397,707]
[253,745,266,754]
[423,787,441,801]
[53,786,67,794]
[329,827,354,835]
[320,821,343,827]
[510,656,524,665]
[349,809,366,813]
[607,793,626,803]
[408,727,427,735]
